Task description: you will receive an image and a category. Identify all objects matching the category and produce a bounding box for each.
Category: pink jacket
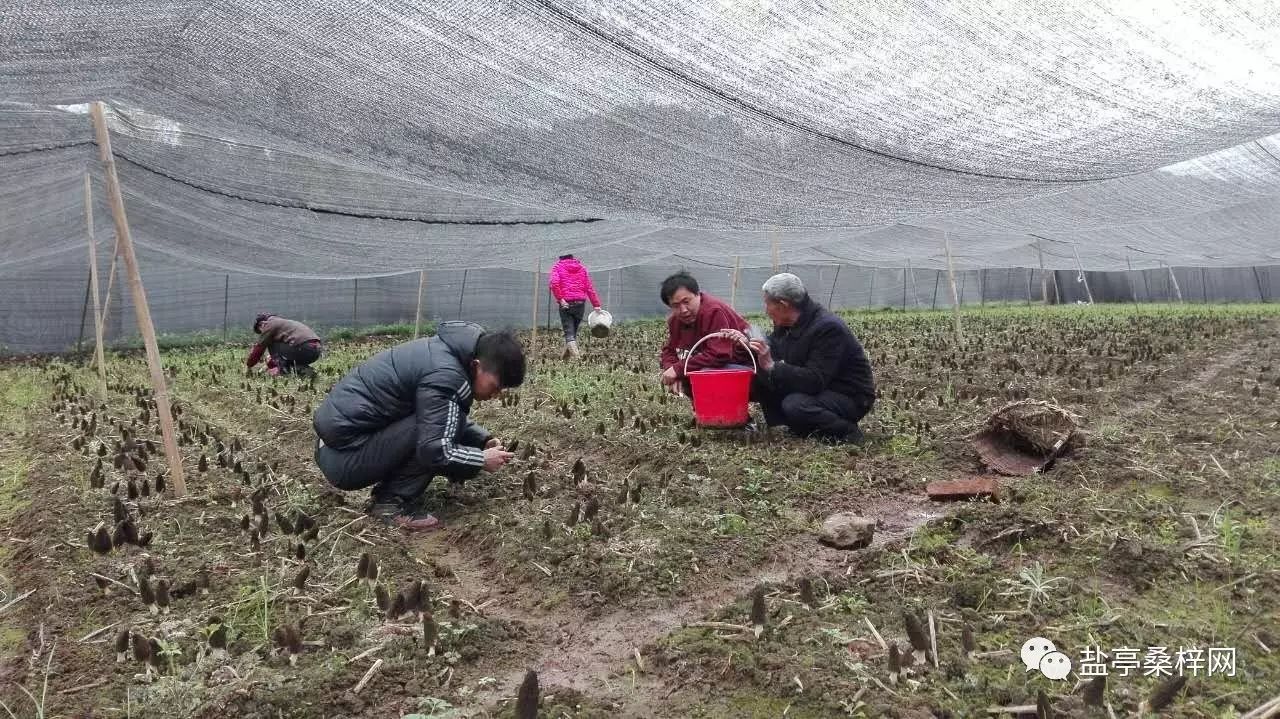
[548,257,601,307]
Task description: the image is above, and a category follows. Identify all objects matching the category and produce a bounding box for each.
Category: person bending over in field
[548,253,604,360]
[247,313,323,377]
[658,271,754,398]
[312,322,524,530]
[721,273,875,443]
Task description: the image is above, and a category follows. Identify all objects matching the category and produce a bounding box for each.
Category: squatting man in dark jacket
[312,322,525,530]
[721,273,875,443]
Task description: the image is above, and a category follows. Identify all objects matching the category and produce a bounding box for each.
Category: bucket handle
[682,332,759,377]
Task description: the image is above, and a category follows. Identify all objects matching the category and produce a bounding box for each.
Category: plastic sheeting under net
[2,2,1280,277]
[3,251,1277,355]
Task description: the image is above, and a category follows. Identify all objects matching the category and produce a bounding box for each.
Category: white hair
[762,273,808,304]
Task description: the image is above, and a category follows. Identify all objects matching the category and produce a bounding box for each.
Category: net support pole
[1125,255,1137,302]
[867,268,876,308]
[1165,263,1184,303]
[1005,267,1013,305]
[932,270,940,309]
[902,266,908,309]
[908,259,919,308]
[98,227,121,343]
[827,264,842,308]
[943,233,962,342]
[90,101,186,497]
[457,270,467,320]
[1253,267,1267,302]
[979,268,986,307]
[85,174,107,393]
[1200,268,1208,303]
[1072,245,1094,304]
[352,278,359,328]
[729,255,741,310]
[529,259,541,359]
[414,270,427,338]
[221,275,230,341]
[1036,238,1048,304]
[77,268,91,357]
[771,239,780,271]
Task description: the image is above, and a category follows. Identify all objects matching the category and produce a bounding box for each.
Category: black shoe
[369,500,440,531]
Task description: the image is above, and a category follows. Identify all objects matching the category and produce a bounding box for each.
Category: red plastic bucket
[688,368,754,427]
[683,333,758,428]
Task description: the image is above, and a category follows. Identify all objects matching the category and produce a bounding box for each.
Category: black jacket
[313,322,491,478]
[761,299,875,403]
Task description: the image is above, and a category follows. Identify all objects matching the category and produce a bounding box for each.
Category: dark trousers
[751,378,873,440]
[269,339,322,374]
[315,416,479,505]
[558,300,586,342]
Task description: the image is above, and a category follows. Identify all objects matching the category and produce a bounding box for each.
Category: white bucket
[587,308,613,338]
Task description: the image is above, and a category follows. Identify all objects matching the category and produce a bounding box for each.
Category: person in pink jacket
[548,254,603,358]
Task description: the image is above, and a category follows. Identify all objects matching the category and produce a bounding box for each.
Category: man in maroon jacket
[659,272,753,397]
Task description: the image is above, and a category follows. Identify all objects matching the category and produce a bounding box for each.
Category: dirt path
[414,492,941,713]
[1104,322,1269,425]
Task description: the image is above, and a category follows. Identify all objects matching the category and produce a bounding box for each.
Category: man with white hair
[725,273,875,442]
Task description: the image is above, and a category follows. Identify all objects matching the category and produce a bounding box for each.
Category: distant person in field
[247,313,323,377]
[658,271,753,397]
[548,253,604,359]
[312,322,524,530]
[722,273,875,443]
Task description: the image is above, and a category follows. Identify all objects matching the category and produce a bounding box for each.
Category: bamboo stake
[729,255,741,310]
[413,270,426,339]
[84,174,106,394]
[1072,244,1094,304]
[943,233,962,342]
[90,102,186,497]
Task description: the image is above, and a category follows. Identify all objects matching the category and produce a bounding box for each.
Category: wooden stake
[530,258,541,360]
[1165,262,1184,303]
[729,256,741,310]
[90,102,186,497]
[1125,255,1137,302]
[943,233,962,342]
[84,174,107,394]
[907,259,918,308]
[1036,237,1048,304]
[771,239,780,271]
[1072,244,1094,304]
[413,270,427,339]
[97,230,121,346]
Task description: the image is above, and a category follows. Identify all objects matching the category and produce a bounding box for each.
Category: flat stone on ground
[926,476,1000,502]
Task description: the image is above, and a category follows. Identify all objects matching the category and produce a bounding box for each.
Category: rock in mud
[818,513,875,549]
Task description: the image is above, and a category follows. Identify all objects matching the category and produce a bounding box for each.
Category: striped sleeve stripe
[440,397,484,466]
